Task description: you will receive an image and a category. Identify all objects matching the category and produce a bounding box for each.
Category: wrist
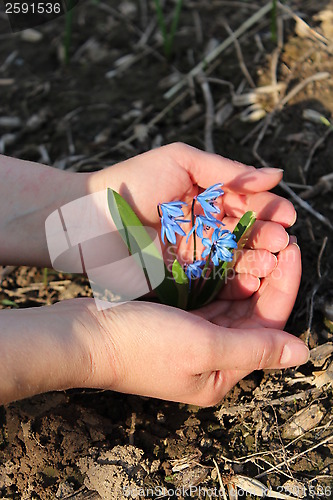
[0,298,101,404]
[86,166,118,198]
[77,298,120,391]
[0,155,91,267]
[50,298,120,394]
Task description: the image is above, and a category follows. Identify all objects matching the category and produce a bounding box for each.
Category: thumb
[201,325,309,373]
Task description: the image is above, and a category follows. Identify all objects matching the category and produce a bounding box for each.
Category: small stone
[119,1,137,16]
[56,481,75,498]
[200,436,212,449]
[20,29,43,43]
[0,117,22,129]
[156,411,166,423]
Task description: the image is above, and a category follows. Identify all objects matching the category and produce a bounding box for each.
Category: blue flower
[159,201,190,245]
[196,183,224,217]
[201,228,237,266]
[160,201,187,219]
[186,213,223,243]
[184,260,205,281]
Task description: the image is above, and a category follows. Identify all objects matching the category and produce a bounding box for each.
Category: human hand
[76,240,307,407]
[0,240,306,406]
[88,143,295,298]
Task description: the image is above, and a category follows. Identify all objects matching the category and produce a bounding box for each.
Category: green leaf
[107,188,180,306]
[233,210,256,246]
[171,259,189,310]
[192,211,256,309]
[1,299,19,308]
[172,259,188,285]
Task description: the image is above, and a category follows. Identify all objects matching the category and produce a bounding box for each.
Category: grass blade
[107,188,180,306]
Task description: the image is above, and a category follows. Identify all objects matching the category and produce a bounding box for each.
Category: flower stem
[201,248,213,280]
[191,198,196,261]
[188,249,212,308]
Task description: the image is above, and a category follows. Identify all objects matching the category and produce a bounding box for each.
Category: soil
[0,1,333,498]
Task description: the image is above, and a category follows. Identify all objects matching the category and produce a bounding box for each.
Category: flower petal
[165,224,176,244]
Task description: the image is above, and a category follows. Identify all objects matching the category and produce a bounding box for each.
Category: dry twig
[222,20,255,88]
[303,127,333,176]
[164,1,273,99]
[198,74,215,153]
[271,406,295,480]
[255,434,333,479]
[111,90,188,151]
[212,459,228,500]
[300,172,333,199]
[277,1,330,49]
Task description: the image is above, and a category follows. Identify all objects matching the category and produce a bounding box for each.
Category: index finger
[174,143,284,193]
[223,191,296,227]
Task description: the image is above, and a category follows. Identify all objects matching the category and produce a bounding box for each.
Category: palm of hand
[194,241,301,332]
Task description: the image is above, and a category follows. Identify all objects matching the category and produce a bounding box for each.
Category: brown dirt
[0,1,333,498]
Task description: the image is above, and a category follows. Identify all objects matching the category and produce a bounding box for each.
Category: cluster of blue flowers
[158,184,237,283]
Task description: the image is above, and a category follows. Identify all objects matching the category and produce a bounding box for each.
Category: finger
[234,249,277,277]
[175,144,284,193]
[251,242,302,329]
[222,217,290,252]
[223,192,296,227]
[221,273,260,299]
[202,324,309,373]
[193,275,260,313]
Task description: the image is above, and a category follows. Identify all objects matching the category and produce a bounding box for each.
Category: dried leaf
[282,404,324,439]
[309,342,333,367]
[282,480,306,499]
[313,360,333,388]
[231,475,296,499]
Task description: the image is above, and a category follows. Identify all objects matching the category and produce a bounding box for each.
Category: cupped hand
[88,143,295,295]
[78,241,308,407]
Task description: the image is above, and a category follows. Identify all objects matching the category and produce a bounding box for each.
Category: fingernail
[259,167,284,174]
[290,210,297,226]
[281,233,290,250]
[280,342,310,367]
[270,253,278,271]
[253,277,261,292]
[289,235,297,244]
